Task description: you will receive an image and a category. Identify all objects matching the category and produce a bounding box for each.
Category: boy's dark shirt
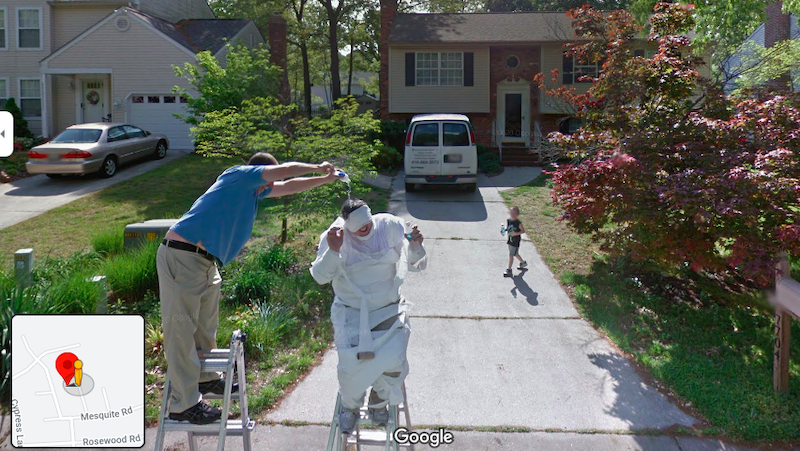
[507,219,522,247]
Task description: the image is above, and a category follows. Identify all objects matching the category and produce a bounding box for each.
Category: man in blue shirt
[157,152,336,424]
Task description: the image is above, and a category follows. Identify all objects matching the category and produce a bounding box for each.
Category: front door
[497,84,531,146]
[82,80,105,123]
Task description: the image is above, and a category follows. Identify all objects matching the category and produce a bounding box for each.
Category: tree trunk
[347,36,354,96]
[323,1,342,102]
[301,41,312,117]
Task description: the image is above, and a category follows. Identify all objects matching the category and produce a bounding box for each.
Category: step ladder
[153,330,256,451]
[326,383,414,451]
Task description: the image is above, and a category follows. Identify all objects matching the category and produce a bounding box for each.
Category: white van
[404,114,479,193]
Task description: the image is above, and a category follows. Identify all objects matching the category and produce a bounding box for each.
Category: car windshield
[51,129,103,144]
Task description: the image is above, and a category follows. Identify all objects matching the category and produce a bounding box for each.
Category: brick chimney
[268,13,290,104]
[379,0,399,120]
[765,0,791,91]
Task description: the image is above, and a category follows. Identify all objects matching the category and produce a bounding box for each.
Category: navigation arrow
[1,130,5,138]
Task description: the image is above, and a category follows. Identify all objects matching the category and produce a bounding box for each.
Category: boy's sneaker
[168,401,221,424]
[504,268,513,277]
[518,261,528,270]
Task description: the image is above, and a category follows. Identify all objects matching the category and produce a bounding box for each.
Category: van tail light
[469,131,475,144]
[61,151,93,159]
[28,151,48,159]
[406,130,412,145]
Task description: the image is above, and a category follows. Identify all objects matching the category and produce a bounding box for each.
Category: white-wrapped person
[310,199,427,433]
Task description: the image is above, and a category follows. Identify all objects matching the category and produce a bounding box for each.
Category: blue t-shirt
[171,165,272,266]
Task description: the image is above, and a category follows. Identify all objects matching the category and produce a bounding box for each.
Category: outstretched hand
[409,225,424,246]
[319,161,335,175]
[327,226,344,252]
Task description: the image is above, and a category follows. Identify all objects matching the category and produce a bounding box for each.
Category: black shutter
[634,49,645,57]
[464,52,474,86]
[562,52,573,85]
[405,53,415,87]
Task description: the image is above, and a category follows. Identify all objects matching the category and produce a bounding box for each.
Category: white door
[82,81,106,123]
[497,84,531,146]
[128,94,193,149]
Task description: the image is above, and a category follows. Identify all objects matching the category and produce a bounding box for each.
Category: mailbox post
[773,253,800,393]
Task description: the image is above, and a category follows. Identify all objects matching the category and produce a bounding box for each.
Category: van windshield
[443,123,470,146]
[412,123,439,146]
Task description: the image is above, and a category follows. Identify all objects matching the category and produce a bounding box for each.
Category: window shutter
[405,53,415,87]
[634,49,645,57]
[464,52,474,86]
[562,52,573,85]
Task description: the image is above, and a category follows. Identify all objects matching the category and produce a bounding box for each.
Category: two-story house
[377,3,703,163]
[0,0,264,149]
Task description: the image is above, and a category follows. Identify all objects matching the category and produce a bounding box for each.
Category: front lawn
[503,175,800,442]
[1,153,390,423]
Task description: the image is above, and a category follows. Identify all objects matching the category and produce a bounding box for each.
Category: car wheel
[466,183,477,193]
[99,156,118,178]
[153,140,167,160]
[405,183,416,193]
[46,174,62,179]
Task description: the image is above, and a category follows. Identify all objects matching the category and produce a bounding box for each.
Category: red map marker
[55,352,79,385]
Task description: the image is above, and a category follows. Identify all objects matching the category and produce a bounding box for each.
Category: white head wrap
[345,205,373,232]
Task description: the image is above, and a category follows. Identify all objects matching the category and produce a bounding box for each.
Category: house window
[573,62,598,83]
[18,8,42,50]
[415,52,463,86]
[506,55,519,68]
[180,96,188,103]
[19,78,41,118]
[164,96,176,103]
[0,78,8,106]
[0,8,7,50]
[132,95,144,104]
[148,96,160,103]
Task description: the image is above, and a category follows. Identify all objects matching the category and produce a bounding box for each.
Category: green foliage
[730,39,800,93]
[376,120,407,151]
[372,145,403,171]
[101,241,159,302]
[173,44,283,125]
[2,98,33,139]
[478,152,502,174]
[91,228,125,256]
[476,143,488,155]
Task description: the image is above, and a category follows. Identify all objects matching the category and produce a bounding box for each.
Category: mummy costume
[310,204,426,423]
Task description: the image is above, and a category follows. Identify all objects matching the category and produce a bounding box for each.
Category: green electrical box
[123,219,178,250]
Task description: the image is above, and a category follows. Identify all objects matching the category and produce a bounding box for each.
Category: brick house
[378,3,661,162]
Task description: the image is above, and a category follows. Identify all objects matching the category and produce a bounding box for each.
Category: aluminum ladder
[153,330,255,451]
[326,383,414,451]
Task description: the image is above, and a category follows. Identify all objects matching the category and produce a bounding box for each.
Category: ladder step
[200,358,231,372]
[348,430,390,445]
[160,419,256,434]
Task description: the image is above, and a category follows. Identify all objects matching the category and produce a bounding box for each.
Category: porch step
[487,147,542,167]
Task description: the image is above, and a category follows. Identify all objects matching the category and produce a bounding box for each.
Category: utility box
[123,219,178,250]
[14,248,34,287]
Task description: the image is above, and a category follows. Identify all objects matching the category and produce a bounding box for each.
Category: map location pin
[55,352,79,386]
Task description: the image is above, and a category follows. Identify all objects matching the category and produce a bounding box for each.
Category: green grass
[503,175,800,442]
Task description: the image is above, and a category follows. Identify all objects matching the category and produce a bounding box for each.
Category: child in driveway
[504,206,527,277]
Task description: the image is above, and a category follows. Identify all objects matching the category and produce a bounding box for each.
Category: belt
[162,239,216,262]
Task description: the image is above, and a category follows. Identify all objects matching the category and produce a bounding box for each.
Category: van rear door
[441,121,477,176]
[406,121,442,176]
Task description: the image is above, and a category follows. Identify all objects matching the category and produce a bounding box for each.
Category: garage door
[129,94,194,150]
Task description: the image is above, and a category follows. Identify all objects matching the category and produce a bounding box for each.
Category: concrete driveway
[0,148,192,230]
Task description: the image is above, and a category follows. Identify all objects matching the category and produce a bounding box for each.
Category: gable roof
[127,9,252,54]
[388,12,578,44]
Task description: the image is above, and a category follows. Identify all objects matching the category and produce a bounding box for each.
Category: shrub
[372,145,403,171]
[92,228,125,256]
[102,241,159,302]
[46,271,103,314]
[376,120,407,151]
[1,98,32,139]
[224,267,274,305]
[478,152,502,175]
[477,144,488,155]
[256,244,297,274]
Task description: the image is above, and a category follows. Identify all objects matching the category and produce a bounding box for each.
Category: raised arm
[310,225,344,285]
[267,172,337,198]
[261,161,334,182]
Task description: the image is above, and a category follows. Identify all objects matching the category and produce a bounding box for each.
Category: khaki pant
[156,244,222,413]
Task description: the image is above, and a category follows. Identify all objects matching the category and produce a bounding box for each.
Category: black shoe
[199,379,239,395]
[168,401,221,424]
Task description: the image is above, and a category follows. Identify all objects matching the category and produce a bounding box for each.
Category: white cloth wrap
[310,213,427,406]
[344,205,373,232]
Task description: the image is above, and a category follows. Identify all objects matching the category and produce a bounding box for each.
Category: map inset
[11,315,145,448]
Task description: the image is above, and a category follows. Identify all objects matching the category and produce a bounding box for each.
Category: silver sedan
[26,123,169,178]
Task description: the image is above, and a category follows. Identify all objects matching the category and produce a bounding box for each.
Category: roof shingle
[128,9,251,54]
[388,12,578,44]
